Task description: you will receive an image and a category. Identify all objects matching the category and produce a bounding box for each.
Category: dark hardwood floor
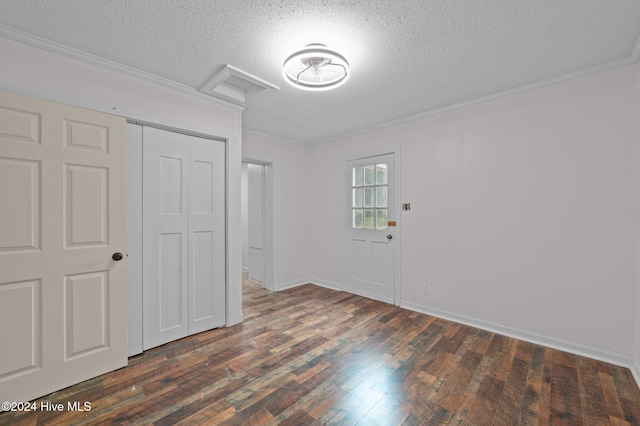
[2,277,640,425]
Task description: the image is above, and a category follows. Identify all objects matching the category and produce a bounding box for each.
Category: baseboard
[401,300,634,370]
[632,360,640,389]
[277,279,312,291]
[242,267,249,273]
[308,278,342,291]
[277,278,342,292]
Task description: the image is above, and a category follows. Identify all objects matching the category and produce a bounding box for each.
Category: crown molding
[243,128,307,146]
[0,24,244,112]
[311,56,637,147]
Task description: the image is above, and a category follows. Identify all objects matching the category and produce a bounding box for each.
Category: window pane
[353,209,363,228]
[376,186,387,208]
[364,187,374,207]
[364,209,375,229]
[376,163,387,185]
[353,188,363,207]
[376,209,388,229]
[353,166,363,186]
[364,165,375,185]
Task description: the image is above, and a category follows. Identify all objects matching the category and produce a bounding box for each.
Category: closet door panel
[188,135,226,334]
[142,127,189,350]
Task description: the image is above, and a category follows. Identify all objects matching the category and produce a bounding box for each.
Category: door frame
[242,156,275,292]
[342,146,402,304]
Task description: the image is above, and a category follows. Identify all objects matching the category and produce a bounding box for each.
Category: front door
[344,153,395,303]
[0,90,127,403]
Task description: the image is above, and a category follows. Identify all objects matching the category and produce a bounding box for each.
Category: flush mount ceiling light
[282,44,350,91]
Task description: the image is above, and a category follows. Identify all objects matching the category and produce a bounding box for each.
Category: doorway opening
[241,160,274,292]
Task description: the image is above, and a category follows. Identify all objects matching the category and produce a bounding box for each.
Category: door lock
[386,234,393,240]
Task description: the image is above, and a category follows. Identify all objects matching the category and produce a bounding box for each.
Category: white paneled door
[344,154,395,303]
[0,90,127,402]
[142,126,225,350]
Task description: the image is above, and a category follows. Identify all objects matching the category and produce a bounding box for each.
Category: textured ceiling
[0,0,639,144]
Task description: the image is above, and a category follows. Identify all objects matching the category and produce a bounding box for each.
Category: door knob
[386,234,393,240]
[112,252,124,261]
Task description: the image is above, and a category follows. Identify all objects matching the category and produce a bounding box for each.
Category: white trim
[401,300,634,369]
[392,147,402,305]
[311,58,637,147]
[341,287,393,304]
[226,132,243,327]
[629,363,640,388]
[279,278,342,292]
[278,279,312,291]
[634,59,640,389]
[632,362,640,389]
[0,24,244,112]
[243,128,307,146]
[308,278,342,291]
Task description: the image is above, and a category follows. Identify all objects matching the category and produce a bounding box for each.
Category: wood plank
[577,357,611,426]
[491,340,532,425]
[518,344,545,425]
[550,351,584,424]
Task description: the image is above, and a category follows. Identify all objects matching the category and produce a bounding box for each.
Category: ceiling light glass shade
[282,44,350,91]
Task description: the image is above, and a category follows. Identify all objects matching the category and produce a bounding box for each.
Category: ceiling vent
[200,65,279,107]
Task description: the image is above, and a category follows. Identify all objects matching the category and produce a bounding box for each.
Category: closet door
[187,135,226,334]
[142,127,189,349]
[142,127,226,350]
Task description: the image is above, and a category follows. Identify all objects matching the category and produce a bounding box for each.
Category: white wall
[0,36,244,326]
[307,65,637,363]
[241,163,249,271]
[242,132,311,288]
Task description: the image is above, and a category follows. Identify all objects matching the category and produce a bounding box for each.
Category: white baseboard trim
[277,279,312,291]
[308,278,342,291]
[277,278,342,292]
[632,360,640,388]
[242,267,249,273]
[401,300,634,370]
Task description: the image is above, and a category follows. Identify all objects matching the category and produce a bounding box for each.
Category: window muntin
[352,163,388,229]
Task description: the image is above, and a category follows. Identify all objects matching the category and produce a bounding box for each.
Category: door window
[352,163,388,229]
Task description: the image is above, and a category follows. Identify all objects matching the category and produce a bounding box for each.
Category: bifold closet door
[142,126,225,350]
